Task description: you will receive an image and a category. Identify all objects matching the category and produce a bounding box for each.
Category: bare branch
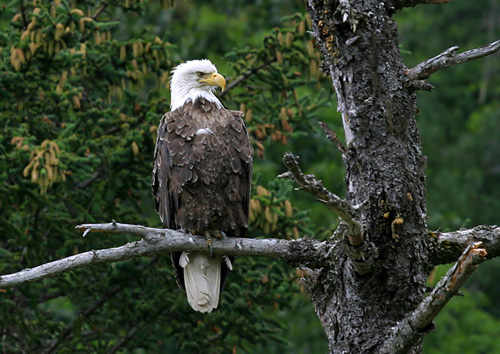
[0,222,328,289]
[433,225,500,265]
[407,39,500,80]
[78,220,162,241]
[379,242,487,354]
[43,285,123,354]
[393,0,453,10]
[107,323,141,354]
[20,0,28,28]
[107,305,172,353]
[219,61,273,98]
[78,170,101,189]
[92,3,108,20]
[279,152,364,246]
[318,121,347,154]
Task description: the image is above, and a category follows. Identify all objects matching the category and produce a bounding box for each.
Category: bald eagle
[152,59,253,313]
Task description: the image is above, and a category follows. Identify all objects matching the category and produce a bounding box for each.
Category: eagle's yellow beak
[199,73,226,91]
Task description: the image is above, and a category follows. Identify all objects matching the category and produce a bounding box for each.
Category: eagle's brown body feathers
[152,98,252,311]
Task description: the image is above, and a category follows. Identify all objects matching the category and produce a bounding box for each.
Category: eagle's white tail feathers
[179,251,222,313]
[223,255,233,270]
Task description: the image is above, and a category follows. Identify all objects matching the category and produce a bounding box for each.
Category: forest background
[0,0,499,352]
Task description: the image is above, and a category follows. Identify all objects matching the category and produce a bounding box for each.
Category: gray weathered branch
[433,225,500,265]
[379,242,487,354]
[0,222,328,289]
[279,152,364,246]
[318,121,347,154]
[393,0,453,10]
[407,39,500,80]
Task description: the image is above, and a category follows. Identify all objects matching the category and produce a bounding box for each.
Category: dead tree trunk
[301,1,496,352]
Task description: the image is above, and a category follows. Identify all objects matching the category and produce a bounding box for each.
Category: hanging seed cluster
[7,0,174,107]
[250,185,299,238]
[3,0,176,197]
[18,139,66,195]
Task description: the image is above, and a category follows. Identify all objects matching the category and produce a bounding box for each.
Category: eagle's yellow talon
[206,236,213,256]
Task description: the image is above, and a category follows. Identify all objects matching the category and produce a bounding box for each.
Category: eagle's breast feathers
[153,98,252,235]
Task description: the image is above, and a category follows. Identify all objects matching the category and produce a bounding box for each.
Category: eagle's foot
[204,231,214,257]
[216,231,227,240]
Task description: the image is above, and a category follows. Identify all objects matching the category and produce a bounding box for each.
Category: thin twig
[92,3,108,20]
[0,222,328,289]
[407,39,500,80]
[77,222,163,241]
[219,61,273,98]
[107,306,171,353]
[318,121,347,154]
[107,324,141,354]
[279,152,363,246]
[379,242,487,353]
[78,170,101,189]
[14,290,65,308]
[19,0,28,28]
[43,285,123,354]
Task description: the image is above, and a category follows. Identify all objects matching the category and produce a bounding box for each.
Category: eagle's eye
[196,72,205,78]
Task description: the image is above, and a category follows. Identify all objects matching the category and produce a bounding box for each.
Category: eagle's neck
[170,84,223,111]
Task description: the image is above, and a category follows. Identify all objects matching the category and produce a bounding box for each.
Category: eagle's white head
[170,59,226,111]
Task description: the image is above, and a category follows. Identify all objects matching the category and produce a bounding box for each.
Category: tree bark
[305,1,434,352]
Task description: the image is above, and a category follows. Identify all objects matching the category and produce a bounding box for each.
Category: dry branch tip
[379,239,487,353]
[407,40,500,80]
[318,121,347,154]
[282,152,364,246]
